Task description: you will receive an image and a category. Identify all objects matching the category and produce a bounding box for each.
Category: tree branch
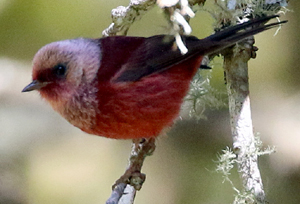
[215,1,288,203]
[106,183,127,204]
[223,37,265,203]
[102,0,156,37]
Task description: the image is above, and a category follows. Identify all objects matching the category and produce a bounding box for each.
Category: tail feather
[207,15,281,41]
[197,15,287,55]
[223,21,286,43]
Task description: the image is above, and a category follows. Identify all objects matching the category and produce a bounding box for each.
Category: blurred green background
[0,0,300,203]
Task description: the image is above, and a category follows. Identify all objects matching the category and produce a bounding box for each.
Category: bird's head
[22,38,101,101]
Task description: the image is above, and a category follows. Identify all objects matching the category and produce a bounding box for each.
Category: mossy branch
[213,1,288,203]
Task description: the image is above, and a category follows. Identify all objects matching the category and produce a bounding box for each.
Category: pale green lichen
[216,133,276,204]
[185,68,227,120]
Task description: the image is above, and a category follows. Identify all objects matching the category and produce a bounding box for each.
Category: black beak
[22,80,49,92]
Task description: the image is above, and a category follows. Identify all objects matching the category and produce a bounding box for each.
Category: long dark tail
[190,15,287,55]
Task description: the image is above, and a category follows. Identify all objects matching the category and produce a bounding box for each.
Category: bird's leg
[112,137,156,190]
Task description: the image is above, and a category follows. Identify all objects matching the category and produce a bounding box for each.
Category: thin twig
[106,183,127,204]
[102,0,156,37]
[105,138,156,204]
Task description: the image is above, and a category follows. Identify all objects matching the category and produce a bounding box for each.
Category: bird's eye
[54,64,67,77]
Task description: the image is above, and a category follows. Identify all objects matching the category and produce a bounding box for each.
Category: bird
[22,15,286,139]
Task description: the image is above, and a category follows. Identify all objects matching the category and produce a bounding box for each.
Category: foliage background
[0,0,299,203]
